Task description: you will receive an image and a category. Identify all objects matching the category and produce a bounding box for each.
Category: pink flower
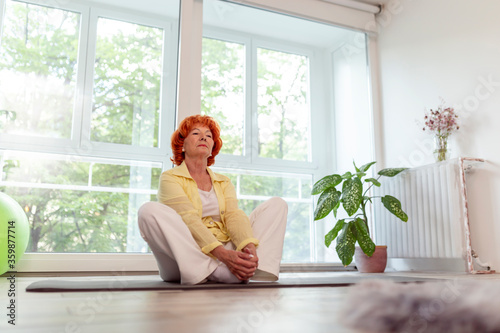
[422,102,460,136]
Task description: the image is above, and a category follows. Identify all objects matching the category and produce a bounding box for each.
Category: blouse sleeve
[157,172,222,255]
[221,179,260,251]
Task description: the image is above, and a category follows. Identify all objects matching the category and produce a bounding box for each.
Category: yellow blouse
[157,161,259,255]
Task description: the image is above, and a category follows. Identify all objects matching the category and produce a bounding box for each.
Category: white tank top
[198,187,221,221]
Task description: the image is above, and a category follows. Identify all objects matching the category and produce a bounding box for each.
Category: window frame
[250,37,315,169]
[202,27,321,173]
[0,0,179,272]
[80,7,177,158]
[0,0,90,151]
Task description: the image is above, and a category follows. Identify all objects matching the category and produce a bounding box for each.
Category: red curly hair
[170,114,223,166]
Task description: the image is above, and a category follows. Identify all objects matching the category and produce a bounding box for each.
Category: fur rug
[341,278,500,333]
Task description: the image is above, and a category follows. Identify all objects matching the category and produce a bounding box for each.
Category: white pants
[138,197,288,285]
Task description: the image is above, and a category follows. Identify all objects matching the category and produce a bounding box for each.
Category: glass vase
[434,134,450,162]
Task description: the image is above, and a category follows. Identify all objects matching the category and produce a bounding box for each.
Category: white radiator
[372,157,491,273]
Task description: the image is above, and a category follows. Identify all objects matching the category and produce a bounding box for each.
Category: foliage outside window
[1,152,160,252]
[257,48,310,162]
[90,17,164,147]
[0,2,80,139]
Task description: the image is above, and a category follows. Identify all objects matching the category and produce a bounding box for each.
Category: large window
[0,0,179,259]
[202,0,373,263]
[0,0,375,269]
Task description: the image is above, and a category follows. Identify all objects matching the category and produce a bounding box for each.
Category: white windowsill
[14,253,159,273]
[11,254,350,274]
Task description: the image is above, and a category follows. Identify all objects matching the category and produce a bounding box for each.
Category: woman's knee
[138,202,161,223]
[138,201,184,227]
[251,197,288,222]
[267,196,288,212]
[138,202,174,227]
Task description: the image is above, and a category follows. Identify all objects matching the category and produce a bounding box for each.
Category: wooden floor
[1,271,499,333]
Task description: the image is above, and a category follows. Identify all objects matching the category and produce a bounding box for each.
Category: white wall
[333,35,374,174]
[377,0,500,270]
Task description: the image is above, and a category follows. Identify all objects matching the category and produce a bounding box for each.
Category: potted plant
[311,161,408,272]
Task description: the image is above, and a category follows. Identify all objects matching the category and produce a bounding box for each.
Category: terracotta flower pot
[354,245,387,273]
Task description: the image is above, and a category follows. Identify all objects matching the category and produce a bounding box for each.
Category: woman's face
[183,124,214,161]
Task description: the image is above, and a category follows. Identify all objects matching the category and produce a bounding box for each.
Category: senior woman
[138,115,288,285]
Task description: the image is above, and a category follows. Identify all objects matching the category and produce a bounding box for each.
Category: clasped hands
[211,243,258,281]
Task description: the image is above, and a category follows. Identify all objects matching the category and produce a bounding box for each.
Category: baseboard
[387,258,468,272]
[280,263,356,273]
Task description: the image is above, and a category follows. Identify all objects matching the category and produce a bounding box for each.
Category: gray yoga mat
[26,274,439,292]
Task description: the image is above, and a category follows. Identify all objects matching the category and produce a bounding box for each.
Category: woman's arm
[158,172,222,255]
[219,179,259,251]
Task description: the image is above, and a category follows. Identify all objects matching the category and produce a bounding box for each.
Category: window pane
[0,151,161,253]
[201,37,245,156]
[257,48,310,162]
[216,168,313,263]
[0,1,80,138]
[91,18,163,147]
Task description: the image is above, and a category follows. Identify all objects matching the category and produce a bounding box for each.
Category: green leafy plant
[311,161,408,266]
